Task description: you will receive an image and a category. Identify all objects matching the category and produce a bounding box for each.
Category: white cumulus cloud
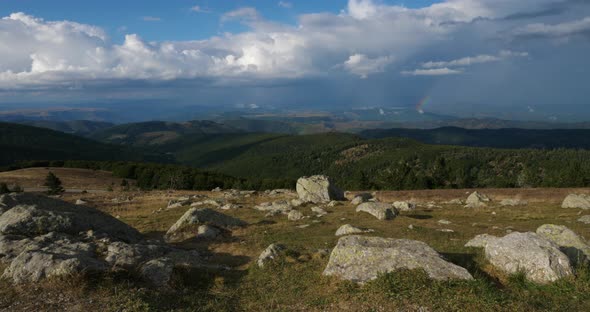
[343,54,394,78]
[0,0,586,92]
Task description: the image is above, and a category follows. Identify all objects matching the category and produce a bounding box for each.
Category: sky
[0,0,589,120]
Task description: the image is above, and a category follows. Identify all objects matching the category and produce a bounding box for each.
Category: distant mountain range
[4,105,590,133]
[90,120,241,146]
[17,120,114,136]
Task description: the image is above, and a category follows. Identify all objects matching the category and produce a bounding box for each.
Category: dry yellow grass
[0,167,131,190]
[58,186,590,280]
[1,168,590,310]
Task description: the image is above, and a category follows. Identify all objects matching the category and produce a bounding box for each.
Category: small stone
[257,244,284,268]
[465,191,491,208]
[287,210,304,221]
[562,194,590,209]
[393,201,416,212]
[500,198,528,207]
[335,224,373,236]
[578,215,590,224]
[311,206,327,216]
[465,234,498,248]
[356,202,397,220]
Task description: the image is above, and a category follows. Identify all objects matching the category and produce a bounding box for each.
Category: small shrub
[0,183,9,194]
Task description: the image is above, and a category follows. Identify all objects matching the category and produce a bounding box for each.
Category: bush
[0,183,9,194]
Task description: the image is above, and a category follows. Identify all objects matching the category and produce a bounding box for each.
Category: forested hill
[90,120,241,146]
[360,127,590,149]
[140,132,590,191]
[0,122,169,166]
[3,121,590,191]
[16,120,114,136]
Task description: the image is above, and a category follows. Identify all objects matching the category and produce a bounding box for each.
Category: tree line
[1,160,294,191]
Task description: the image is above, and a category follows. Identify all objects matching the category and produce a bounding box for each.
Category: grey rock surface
[483,232,573,284]
[296,175,344,204]
[323,236,473,283]
[356,202,397,220]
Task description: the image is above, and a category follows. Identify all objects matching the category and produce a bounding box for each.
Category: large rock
[165,208,246,242]
[0,234,37,262]
[0,193,141,243]
[1,233,106,283]
[536,224,590,265]
[0,194,206,286]
[296,175,344,204]
[465,191,491,208]
[562,194,590,209]
[356,202,397,220]
[323,236,473,283]
[483,232,573,284]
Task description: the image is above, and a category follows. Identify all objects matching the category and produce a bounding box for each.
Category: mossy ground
[0,185,589,311]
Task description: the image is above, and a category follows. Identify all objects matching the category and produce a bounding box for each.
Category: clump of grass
[365,269,506,311]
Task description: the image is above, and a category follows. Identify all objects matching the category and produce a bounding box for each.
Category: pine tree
[44,172,64,195]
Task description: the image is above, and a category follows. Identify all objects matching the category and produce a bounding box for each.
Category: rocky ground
[0,174,589,311]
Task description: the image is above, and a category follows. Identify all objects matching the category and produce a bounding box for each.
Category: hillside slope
[142,131,590,190]
[360,127,590,149]
[0,122,168,166]
[91,120,241,146]
[17,120,114,136]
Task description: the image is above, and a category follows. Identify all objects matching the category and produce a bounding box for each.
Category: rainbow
[416,96,430,114]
